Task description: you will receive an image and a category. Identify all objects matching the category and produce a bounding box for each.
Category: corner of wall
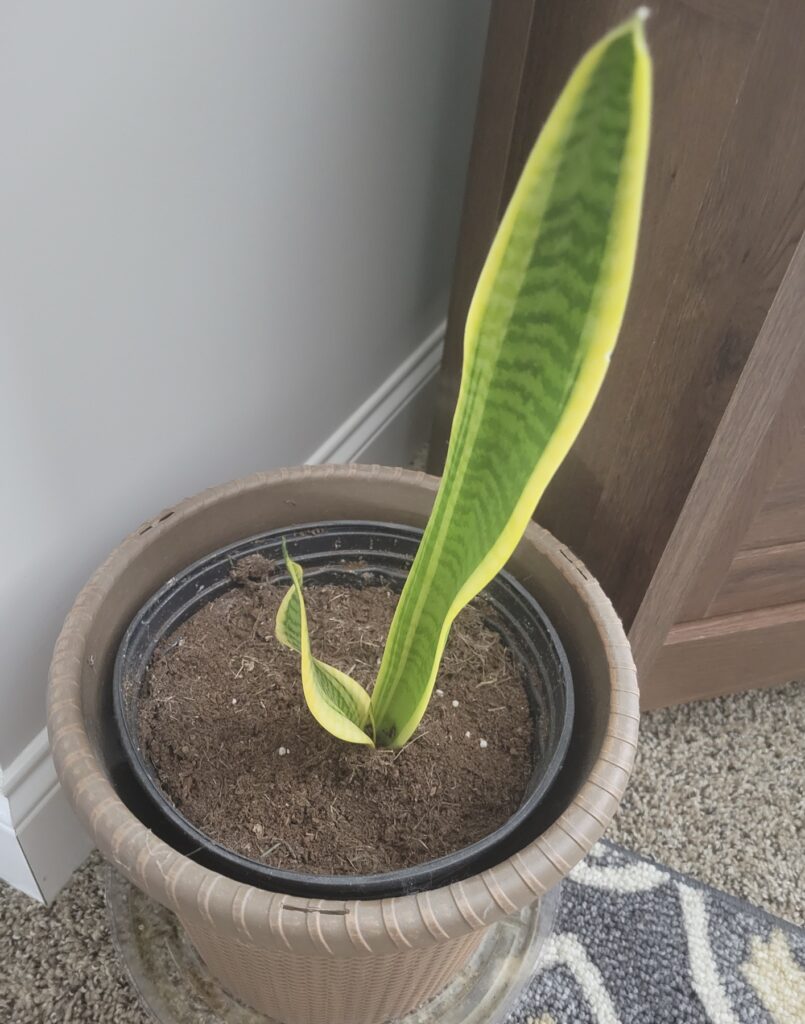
[305,321,444,466]
[0,791,43,900]
[0,322,445,903]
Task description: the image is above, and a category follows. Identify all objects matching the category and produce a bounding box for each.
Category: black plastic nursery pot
[109,520,574,900]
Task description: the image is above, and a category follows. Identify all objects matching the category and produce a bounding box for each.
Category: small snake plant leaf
[275,543,374,746]
[369,14,652,747]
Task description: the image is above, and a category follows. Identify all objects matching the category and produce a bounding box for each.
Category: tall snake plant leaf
[275,544,374,745]
[369,15,652,746]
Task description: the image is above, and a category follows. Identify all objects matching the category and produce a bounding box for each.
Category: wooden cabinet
[428,0,805,708]
[740,440,805,554]
[648,422,805,707]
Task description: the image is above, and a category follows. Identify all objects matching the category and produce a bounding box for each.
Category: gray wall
[0,1,490,769]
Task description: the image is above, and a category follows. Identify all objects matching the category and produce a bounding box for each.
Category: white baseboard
[0,799,41,900]
[0,324,445,903]
[0,729,94,903]
[306,321,444,466]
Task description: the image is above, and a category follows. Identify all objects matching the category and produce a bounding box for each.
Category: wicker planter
[47,465,639,1024]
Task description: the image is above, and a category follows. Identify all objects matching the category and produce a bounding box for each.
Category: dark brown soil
[137,557,535,876]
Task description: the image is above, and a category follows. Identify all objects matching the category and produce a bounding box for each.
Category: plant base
[106,866,560,1024]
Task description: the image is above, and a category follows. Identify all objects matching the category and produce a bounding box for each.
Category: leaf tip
[631,6,652,51]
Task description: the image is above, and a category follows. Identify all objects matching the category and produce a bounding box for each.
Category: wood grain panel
[740,433,805,550]
[707,539,805,617]
[631,234,805,674]
[539,0,805,626]
[645,601,805,709]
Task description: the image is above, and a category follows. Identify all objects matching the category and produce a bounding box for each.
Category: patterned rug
[512,841,804,1024]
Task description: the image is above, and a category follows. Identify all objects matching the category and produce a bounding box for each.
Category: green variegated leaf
[275,582,302,650]
[276,543,373,746]
[369,15,652,746]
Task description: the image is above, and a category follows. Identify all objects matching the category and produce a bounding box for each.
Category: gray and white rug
[514,841,804,1024]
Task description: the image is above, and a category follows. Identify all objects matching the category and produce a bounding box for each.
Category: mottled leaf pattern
[369,17,652,746]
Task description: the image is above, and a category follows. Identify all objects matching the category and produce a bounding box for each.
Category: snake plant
[276,13,652,748]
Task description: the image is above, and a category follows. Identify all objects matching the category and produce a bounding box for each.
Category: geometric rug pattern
[511,841,805,1024]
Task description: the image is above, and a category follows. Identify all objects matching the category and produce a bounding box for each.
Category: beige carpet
[611,679,804,926]
[1,681,803,1023]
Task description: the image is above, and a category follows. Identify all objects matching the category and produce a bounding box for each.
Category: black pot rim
[112,520,574,899]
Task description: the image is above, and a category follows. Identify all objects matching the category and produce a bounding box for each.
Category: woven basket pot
[47,465,639,1024]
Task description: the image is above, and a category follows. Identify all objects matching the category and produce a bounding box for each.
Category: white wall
[0,1,490,772]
